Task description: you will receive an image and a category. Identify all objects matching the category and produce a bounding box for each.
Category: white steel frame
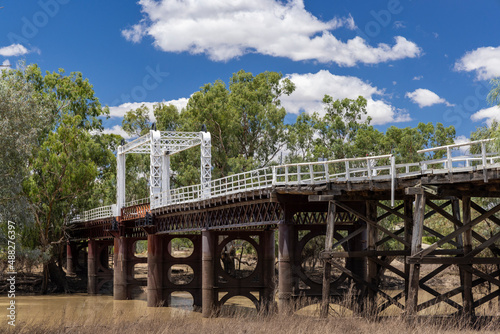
[115,130,212,216]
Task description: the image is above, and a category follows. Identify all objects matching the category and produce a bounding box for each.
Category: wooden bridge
[67,134,500,318]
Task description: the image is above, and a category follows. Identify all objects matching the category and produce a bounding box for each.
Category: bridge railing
[152,167,274,209]
[416,138,500,170]
[79,204,116,222]
[272,154,395,185]
[211,167,274,197]
[124,197,150,208]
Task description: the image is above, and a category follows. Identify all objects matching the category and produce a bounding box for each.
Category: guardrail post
[391,155,396,207]
[447,146,453,175]
[367,158,372,180]
[324,162,329,182]
[345,161,350,181]
[481,142,488,183]
[297,165,301,185]
[272,166,277,185]
[309,164,314,183]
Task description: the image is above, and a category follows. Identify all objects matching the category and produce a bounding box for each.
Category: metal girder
[118,131,203,155]
[116,130,212,213]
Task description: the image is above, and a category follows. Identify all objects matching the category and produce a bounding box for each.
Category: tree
[0,67,53,225]
[383,122,455,163]
[23,114,101,292]
[178,70,295,184]
[3,64,109,293]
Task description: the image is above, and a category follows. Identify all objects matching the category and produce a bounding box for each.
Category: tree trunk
[41,263,49,294]
[48,260,70,293]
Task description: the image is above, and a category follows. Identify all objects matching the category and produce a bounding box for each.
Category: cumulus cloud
[100,125,133,139]
[281,70,410,125]
[108,98,189,120]
[0,59,11,72]
[455,46,500,80]
[412,75,423,81]
[405,88,454,108]
[470,106,500,125]
[123,0,421,65]
[454,135,471,154]
[0,44,30,57]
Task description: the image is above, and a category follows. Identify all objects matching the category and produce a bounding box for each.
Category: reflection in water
[0,292,264,330]
[0,292,203,329]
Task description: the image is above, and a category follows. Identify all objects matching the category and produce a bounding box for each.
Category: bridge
[67,131,500,318]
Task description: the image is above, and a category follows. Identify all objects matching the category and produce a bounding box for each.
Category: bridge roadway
[67,139,500,318]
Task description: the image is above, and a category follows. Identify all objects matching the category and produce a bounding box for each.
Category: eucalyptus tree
[2,64,109,292]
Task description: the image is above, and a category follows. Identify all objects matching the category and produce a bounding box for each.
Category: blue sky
[1,0,500,143]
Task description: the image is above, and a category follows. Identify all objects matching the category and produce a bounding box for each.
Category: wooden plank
[330,226,366,250]
[405,187,425,195]
[464,229,500,259]
[419,284,463,311]
[407,192,425,314]
[321,200,336,318]
[370,256,407,279]
[425,200,500,257]
[329,261,406,311]
[412,201,500,259]
[404,198,413,303]
[367,201,378,304]
[377,203,404,221]
[323,250,409,258]
[473,289,500,309]
[423,225,462,249]
[417,285,464,312]
[377,202,406,220]
[334,201,410,247]
[420,264,448,284]
[376,227,405,247]
[407,257,500,265]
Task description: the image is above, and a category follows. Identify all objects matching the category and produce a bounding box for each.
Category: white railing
[124,197,150,208]
[152,183,203,208]
[412,139,500,182]
[81,138,500,222]
[211,167,274,197]
[80,204,116,222]
[273,154,394,185]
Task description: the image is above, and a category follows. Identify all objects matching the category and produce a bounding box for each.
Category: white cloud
[281,70,410,125]
[100,125,133,139]
[471,106,500,125]
[0,44,29,57]
[108,98,189,120]
[455,46,500,80]
[454,135,471,154]
[412,75,423,81]
[405,88,454,108]
[123,0,421,66]
[0,59,11,72]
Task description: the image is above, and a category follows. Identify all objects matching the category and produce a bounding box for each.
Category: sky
[1,0,500,143]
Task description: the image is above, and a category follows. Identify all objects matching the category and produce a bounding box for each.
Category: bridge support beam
[147,234,164,307]
[278,209,296,314]
[66,241,76,276]
[262,229,276,313]
[87,239,98,295]
[406,192,425,315]
[202,230,216,318]
[114,237,134,300]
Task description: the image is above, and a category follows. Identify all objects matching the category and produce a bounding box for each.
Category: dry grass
[6,299,500,334]
[7,313,500,334]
